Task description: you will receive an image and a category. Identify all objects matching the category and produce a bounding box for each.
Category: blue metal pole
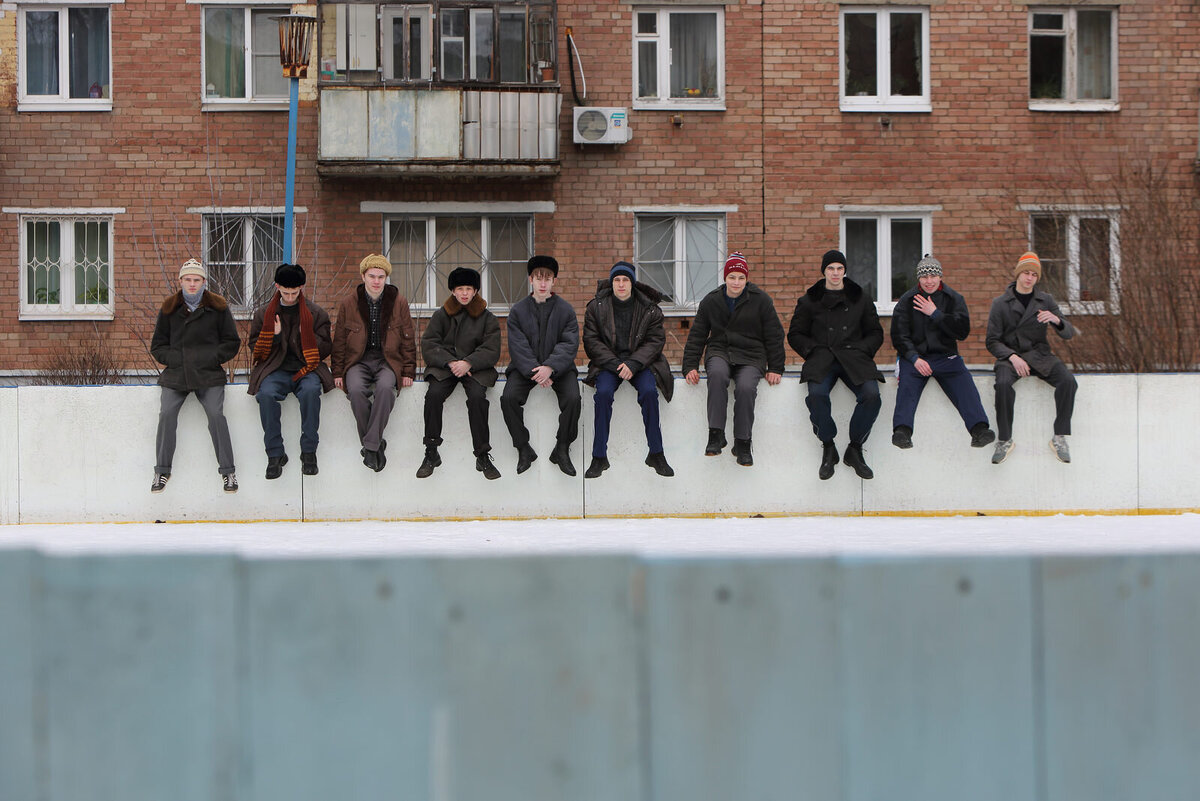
[283,75,299,264]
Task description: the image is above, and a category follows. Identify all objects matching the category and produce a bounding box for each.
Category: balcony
[317,87,561,179]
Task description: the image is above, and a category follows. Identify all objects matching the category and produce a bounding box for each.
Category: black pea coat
[787,277,884,385]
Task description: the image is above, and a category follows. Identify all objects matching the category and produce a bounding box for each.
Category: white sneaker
[1050,435,1071,463]
[992,440,1014,465]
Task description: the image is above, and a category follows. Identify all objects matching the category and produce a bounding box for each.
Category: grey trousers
[155,385,235,476]
[705,356,764,442]
[345,353,397,452]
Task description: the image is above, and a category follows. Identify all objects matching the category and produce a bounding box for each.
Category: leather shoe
[843,442,874,480]
[265,454,288,480]
[645,452,674,477]
[300,452,318,476]
[516,444,537,474]
[584,457,609,478]
[818,443,838,480]
[549,442,576,476]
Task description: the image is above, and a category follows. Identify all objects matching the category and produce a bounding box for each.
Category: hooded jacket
[150,290,241,391]
[583,279,674,402]
[985,282,1076,374]
[681,282,786,375]
[787,277,884,385]
[421,293,501,386]
[331,284,417,390]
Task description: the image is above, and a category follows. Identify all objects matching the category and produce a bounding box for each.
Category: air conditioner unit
[573,107,632,144]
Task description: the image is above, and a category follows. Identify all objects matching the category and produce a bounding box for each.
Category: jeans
[591,368,662,458]
[805,362,881,445]
[256,370,323,457]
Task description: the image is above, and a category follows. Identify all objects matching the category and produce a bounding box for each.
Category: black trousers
[994,357,1077,441]
[424,376,491,456]
[500,370,580,450]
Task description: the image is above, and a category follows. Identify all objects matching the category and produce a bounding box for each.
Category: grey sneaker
[223,473,239,493]
[1050,435,1071,463]
[991,440,1014,465]
[150,473,170,493]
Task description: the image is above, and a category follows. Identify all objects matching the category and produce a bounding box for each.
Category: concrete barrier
[4,372,1200,523]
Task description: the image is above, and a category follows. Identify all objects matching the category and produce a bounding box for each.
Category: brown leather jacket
[331,284,417,390]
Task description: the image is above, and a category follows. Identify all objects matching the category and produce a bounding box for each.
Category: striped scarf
[253,290,321,382]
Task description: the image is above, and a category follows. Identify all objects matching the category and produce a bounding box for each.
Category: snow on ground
[2,514,1200,558]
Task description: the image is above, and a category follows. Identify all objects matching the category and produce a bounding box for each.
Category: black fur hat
[447,267,481,290]
[527,255,559,276]
[274,263,307,288]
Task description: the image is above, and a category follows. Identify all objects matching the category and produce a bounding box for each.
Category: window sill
[20,310,115,321]
[876,301,898,317]
[17,100,113,113]
[1062,301,1116,316]
[203,100,289,112]
[840,99,931,114]
[633,100,726,112]
[1028,100,1119,113]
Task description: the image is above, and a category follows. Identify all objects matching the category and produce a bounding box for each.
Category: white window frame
[197,208,291,318]
[624,205,730,313]
[831,205,937,314]
[381,5,434,83]
[1023,204,1120,315]
[200,4,291,110]
[8,207,121,320]
[16,2,118,112]
[1028,7,1118,112]
[632,6,726,111]
[839,6,930,113]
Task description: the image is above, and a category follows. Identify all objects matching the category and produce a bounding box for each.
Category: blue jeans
[591,368,662,458]
[892,354,988,433]
[805,362,881,445]
[256,370,323,457]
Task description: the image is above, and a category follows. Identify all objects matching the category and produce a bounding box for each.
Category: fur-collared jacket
[985,282,1076,374]
[583,279,674,402]
[421,293,501,386]
[150,290,241,391]
[505,292,578,379]
[681,282,786,375]
[787,277,884,385]
[331,284,417,389]
[890,281,972,362]
[246,297,335,394]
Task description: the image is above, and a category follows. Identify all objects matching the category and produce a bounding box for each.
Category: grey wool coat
[985,282,1076,374]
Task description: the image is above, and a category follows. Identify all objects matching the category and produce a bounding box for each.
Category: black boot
[300,452,318,476]
[416,447,441,479]
[516,444,537,474]
[818,442,838,480]
[549,441,576,476]
[734,438,753,466]
[969,422,997,448]
[476,453,501,480]
[585,457,610,479]
[645,452,675,477]
[705,428,727,456]
[266,454,288,480]
[892,426,913,449]
[843,442,874,480]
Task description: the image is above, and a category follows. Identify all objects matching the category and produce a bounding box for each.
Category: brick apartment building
[1,1,1197,379]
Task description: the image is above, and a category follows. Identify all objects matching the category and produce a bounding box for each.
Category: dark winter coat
[985,282,1076,374]
[504,293,578,379]
[246,298,335,394]
[681,282,786,375]
[787,277,884,385]
[331,284,417,388]
[890,282,972,362]
[150,290,241,391]
[421,293,501,387]
[583,280,674,402]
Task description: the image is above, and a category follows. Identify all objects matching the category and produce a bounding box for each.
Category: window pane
[74,220,109,305]
[844,219,878,301]
[1078,218,1111,302]
[637,12,657,35]
[251,216,285,307]
[206,216,246,306]
[26,10,60,96]
[683,218,720,304]
[668,13,717,99]
[205,8,245,98]
[1031,215,1068,299]
[1032,13,1063,30]
[1076,10,1112,100]
[487,217,531,306]
[387,219,430,303]
[1030,34,1064,98]
[890,219,922,301]
[441,11,465,80]
[251,10,288,97]
[637,41,658,98]
[498,10,526,82]
[636,216,675,304]
[889,13,921,97]
[471,9,493,80]
[68,8,108,99]
[27,220,61,305]
[410,13,430,79]
[844,13,877,97]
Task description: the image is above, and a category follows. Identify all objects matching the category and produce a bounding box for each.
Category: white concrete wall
[3,373,1198,523]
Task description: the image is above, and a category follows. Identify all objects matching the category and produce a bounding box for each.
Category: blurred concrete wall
[1,373,1198,523]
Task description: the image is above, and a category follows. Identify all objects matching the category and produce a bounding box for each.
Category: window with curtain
[1030,210,1119,313]
[20,6,111,106]
[203,6,288,102]
[840,6,929,112]
[634,7,724,109]
[1029,8,1116,108]
[842,212,931,309]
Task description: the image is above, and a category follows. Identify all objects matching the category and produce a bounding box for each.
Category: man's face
[363,267,388,297]
[1016,269,1039,293]
[918,274,942,294]
[453,285,477,306]
[725,272,747,297]
[612,275,633,301]
[529,268,556,300]
[277,284,302,305]
[823,262,846,290]
[180,275,205,294]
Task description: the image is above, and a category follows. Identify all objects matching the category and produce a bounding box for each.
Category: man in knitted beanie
[985,251,1077,464]
[247,263,334,479]
[890,253,996,451]
[331,254,416,472]
[149,258,241,494]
